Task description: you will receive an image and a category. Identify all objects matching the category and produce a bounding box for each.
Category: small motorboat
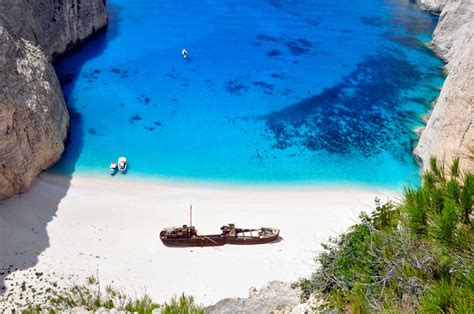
[109,162,118,175]
[181,48,188,58]
[118,157,127,173]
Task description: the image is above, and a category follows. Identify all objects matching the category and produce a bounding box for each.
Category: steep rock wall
[0,27,68,199]
[0,1,107,200]
[417,0,447,13]
[415,0,474,173]
[0,0,107,58]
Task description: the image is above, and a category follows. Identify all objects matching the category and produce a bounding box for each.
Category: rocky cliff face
[417,0,447,13]
[0,1,107,200]
[0,0,108,59]
[415,0,474,173]
[0,27,68,199]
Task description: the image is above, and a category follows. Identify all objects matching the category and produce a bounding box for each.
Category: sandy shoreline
[0,173,397,308]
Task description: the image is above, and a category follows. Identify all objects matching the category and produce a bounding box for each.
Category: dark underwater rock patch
[225,80,248,95]
[137,95,151,104]
[384,33,435,57]
[261,53,424,160]
[256,34,280,42]
[305,17,322,26]
[297,38,312,47]
[360,16,385,27]
[391,15,437,35]
[110,67,130,78]
[314,50,329,56]
[332,28,352,33]
[409,97,425,104]
[271,73,285,79]
[253,81,275,91]
[164,72,178,79]
[286,41,310,55]
[267,49,282,57]
[129,115,142,123]
[88,128,98,135]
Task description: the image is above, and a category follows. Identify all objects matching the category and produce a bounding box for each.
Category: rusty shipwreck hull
[160,226,280,247]
[159,232,226,247]
[225,228,280,245]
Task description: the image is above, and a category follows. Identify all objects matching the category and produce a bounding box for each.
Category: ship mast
[190,204,192,227]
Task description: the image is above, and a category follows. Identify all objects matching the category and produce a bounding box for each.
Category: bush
[302,158,474,311]
[21,276,203,314]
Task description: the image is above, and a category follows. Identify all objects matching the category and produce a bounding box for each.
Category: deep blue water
[53,0,444,188]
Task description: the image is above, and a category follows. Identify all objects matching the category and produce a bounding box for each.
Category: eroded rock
[0,0,108,58]
[415,0,474,173]
[0,27,69,199]
[0,1,107,200]
[206,281,302,314]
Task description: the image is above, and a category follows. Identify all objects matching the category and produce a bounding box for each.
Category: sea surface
[53,0,444,188]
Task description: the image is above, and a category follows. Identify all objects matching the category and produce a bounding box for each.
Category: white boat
[118,157,127,173]
[109,161,118,175]
[181,48,188,58]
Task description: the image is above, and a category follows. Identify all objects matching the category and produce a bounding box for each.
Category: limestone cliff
[417,0,447,14]
[0,27,68,199]
[415,0,474,173]
[0,0,108,59]
[0,1,107,200]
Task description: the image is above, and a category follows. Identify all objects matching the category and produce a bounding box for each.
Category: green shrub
[302,158,474,311]
[123,295,159,313]
[162,294,204,314]
[20,275,203,314]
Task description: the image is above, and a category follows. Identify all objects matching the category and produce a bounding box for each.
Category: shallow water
[53,0,444,188]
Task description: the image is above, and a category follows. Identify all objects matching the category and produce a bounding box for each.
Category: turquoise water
[53,0,444,188]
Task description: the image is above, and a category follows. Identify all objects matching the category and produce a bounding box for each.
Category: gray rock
[0,26,68,199]
[415,0,474,173]
[206,281,302,314]
[0,0,108,58]
[417,0,447,14]
[0,1,107,200]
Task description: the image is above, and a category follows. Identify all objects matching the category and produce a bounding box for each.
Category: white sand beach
[0,173,396,308]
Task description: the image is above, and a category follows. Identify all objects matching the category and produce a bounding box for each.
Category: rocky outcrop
[206,281,303,314]
[0,0,108,59]
[415,0,474,173]
[417,0,447,14]
[0,27,69,199]
[0,1,107,200]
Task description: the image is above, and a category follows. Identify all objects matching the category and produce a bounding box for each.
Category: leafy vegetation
[21,276,204,314]
[302,158,474,312]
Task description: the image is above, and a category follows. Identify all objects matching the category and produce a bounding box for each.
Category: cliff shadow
[0,174,71,304]
[0,4,121,301]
